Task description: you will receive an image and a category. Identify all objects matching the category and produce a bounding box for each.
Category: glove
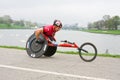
[35,38,44,44]
[51,41,58,46]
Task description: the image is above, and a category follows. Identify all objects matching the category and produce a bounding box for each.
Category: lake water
[0,29,120,55]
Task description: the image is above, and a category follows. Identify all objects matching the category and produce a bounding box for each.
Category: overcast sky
[0,0,120,27]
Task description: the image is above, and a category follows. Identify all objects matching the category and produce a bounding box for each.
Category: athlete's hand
[51,41,58,46]
[35,38,44,44]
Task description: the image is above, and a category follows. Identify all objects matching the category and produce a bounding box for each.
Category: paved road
[0,48,120,80]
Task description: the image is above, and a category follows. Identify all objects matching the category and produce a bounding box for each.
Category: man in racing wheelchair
[35,20,62,46]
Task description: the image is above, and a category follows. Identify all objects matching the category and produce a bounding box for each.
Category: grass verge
[0,45,120,58]
[82,30,120,35]
[57,51,120,58]
[0,24,24,29]
[0,45,25,50]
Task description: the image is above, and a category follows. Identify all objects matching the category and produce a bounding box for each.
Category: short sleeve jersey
[43,25,55,37]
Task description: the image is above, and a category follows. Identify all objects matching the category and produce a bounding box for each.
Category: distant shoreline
[82,30,120,35]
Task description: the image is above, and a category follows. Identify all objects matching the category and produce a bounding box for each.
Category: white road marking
[0,64,110,80]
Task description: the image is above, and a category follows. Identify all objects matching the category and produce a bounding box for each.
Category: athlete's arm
[52,33,56,41]
[35,28,43,40]
[52,33,55,36]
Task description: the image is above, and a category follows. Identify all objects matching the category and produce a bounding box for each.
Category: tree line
[87,15,120,30]
[0,15,81,30]
[0,15,37,29]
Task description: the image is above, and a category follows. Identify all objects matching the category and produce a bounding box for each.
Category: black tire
[79,42,97,62]
[26,33,48,58]
[44,46,57,57]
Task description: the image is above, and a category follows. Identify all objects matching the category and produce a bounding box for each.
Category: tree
[103,15,111,30]
[94,20,105,30]
[87,23,93,29]
[103,15,110,21]
[87,15,120,30]
[2,15,13,26]
[105,19,113,30]
[112,16,120,30]
[0,17,3,23]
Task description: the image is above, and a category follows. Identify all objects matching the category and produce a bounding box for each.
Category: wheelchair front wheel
[79,42,97,62]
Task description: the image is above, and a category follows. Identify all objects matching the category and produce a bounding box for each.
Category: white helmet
[53,20,62,28]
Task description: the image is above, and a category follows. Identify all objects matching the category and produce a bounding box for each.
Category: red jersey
[43,25,55,37]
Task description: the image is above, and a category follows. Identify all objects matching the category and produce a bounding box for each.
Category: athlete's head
[53,20,62,28]
[53,20,62,32]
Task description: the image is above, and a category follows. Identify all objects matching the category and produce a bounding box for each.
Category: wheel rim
[30,38,43,53]
[79,43,97,62]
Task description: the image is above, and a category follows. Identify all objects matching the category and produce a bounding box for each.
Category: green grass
[0,23,24,29]
[57,51,79,55]
[57,51,120,58]
[0,45,120,58]
[83,30,120,35]
[0,24,11,29]
[0,45,25,50]
[97,53,120,58]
